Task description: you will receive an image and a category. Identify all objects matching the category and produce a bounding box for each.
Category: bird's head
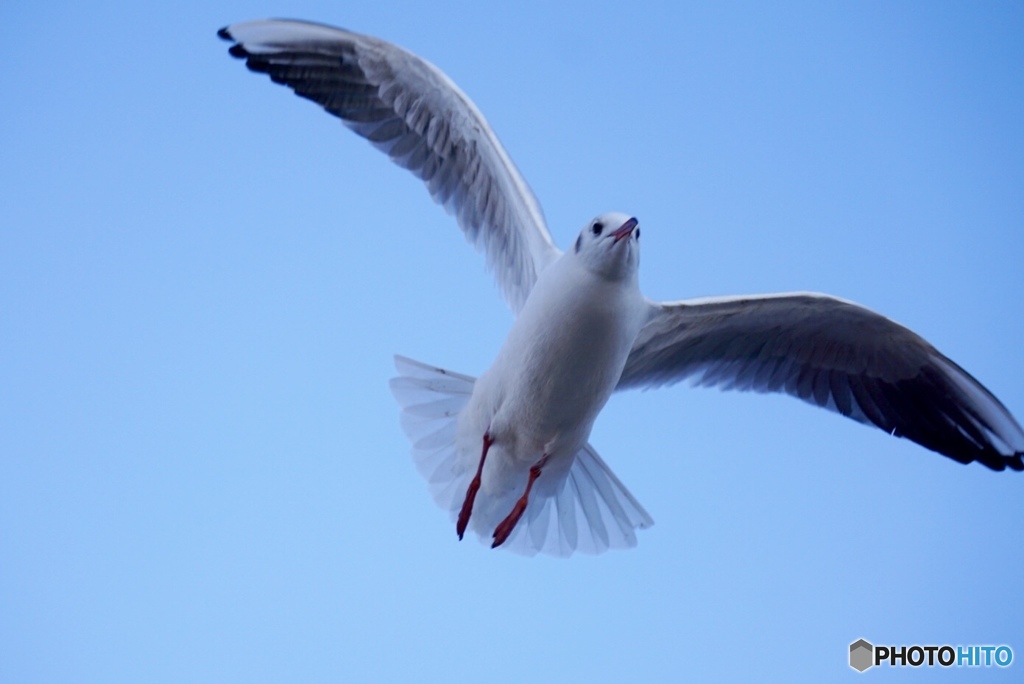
[572,212,640,282]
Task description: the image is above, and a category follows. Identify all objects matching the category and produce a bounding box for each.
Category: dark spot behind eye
[574,234,582,253]
[635,228,640,239]
[592,221,604,236]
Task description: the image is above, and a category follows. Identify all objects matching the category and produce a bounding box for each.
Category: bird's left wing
[616,293,1024,471]
[218,20,561,312]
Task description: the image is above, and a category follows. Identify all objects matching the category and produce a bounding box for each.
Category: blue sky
[2,1,1023,681]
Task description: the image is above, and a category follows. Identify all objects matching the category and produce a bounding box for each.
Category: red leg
[456,432,494,540]
[491,455,549,549]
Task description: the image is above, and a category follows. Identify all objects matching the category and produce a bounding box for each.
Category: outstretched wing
[617,292,1024,471]
[219,19,561,312]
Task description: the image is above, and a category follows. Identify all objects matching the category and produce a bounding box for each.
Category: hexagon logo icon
[849,639,874,672]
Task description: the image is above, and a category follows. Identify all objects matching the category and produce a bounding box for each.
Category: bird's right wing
[617,293,1024,471]
[219,19,562,312]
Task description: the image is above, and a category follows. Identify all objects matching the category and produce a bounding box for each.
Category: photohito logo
[849,639,1013,672]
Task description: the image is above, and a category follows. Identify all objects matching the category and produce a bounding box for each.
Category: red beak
[611,217,639,243]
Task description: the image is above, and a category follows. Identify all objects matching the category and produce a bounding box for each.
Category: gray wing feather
[219,19,560,312]
[617,293,1024,471]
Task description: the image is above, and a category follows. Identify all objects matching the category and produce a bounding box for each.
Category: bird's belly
[515,332,618,432]
[483,295,634,460]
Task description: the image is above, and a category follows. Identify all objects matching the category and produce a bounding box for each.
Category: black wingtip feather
[228,44,249,59]
[217,26,233,41]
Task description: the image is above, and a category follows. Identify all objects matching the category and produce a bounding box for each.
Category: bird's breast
[479,263,645,454]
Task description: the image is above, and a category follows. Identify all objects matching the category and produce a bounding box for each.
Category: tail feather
[389,356,474,513]
[389,355,653,557]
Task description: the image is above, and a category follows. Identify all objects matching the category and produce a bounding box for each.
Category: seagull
[218,19,1024,557]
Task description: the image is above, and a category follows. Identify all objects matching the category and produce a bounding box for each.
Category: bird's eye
[635,228,640,240]
[592,222,604,236]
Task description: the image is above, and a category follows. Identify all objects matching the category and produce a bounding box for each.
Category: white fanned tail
[389,355,653,557]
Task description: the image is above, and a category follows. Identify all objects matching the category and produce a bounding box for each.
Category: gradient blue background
[3,1,1022,681]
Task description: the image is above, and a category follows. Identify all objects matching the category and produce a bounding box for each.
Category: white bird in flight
[219,19,1024,557]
